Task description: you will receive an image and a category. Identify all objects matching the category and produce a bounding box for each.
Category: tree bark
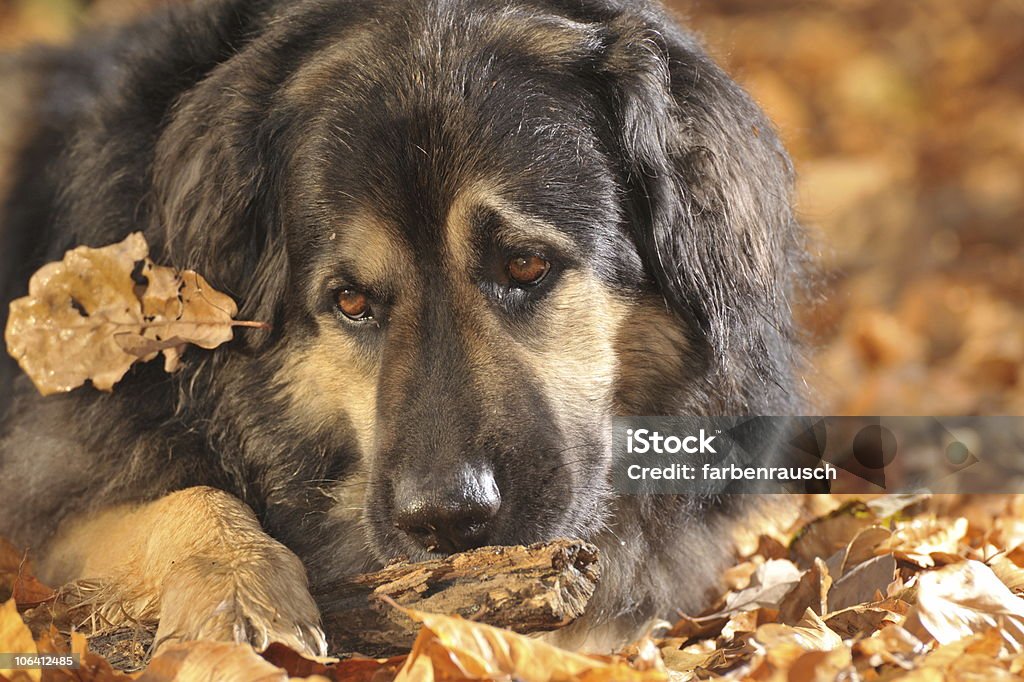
[319,539,600,656]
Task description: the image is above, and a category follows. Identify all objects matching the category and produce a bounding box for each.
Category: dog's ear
[598,15,804,411]
[54,0,286,349]
[152,80,288,348]
[147,4,290,349]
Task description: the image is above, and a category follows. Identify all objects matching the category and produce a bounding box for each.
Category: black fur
[0,0,803,650]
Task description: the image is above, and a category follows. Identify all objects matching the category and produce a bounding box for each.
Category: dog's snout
[393,467,501,554]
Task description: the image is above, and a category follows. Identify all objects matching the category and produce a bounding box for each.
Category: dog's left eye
[336,288,373,321]
[506,255,550,286]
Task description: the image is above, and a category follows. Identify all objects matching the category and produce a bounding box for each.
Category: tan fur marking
[514,271,625,437]
[485,9,599,68]
[443,184,576,272]
[441,186,623,439]
[613,297,692,414]
[489,199,577,252]
[279,29,382,105]
[325,209,412,290]
[276,327,380,457]
[441,184,490,272]
[41,487,326,655]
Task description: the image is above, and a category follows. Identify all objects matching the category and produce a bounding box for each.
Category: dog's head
[99,0,801,567]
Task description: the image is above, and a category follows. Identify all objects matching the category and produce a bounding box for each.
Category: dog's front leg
[37,486,327,656]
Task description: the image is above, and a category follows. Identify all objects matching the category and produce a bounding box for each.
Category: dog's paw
[154,544,327,657]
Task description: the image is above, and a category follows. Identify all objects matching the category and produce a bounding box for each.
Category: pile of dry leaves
[4,492,1024,681]
[682,0,1024,416]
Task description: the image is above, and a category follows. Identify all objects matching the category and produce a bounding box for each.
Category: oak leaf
[5,233,265,395]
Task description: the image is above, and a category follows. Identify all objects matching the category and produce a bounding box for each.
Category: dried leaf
[882,517,968,568]
[740,611,847,681]
[67,630,137,681]
[778,558,831,625]
[658,640,725,679]
[391,603,667,681]
[722,559,803,614]
[907,560,1024,654]
[0,539,55,608]
[4,233,263,395]
[0,598,39,682]
[990,552,1024,594]
[825,599,906,639]
[895,629,1020,681]
[784,647,853,682]
[839,526,893,574]
[789,501,875,568]
[864,494,932,520]
[754,609,844,654]
[853,624,928,670]
[136,640,291,682]
[828,553,897,613]
[665,612,728,641]
[721,608,777,641]
[721,560,759,591]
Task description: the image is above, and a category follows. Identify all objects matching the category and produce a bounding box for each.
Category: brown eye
[336,289,372,320]
[507,255,550,286]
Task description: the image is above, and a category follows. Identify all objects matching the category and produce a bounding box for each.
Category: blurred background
[2,0,1022,415]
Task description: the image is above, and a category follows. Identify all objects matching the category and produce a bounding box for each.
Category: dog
[0,0,804,656]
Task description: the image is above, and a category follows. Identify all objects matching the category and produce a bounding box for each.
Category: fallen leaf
[881,517,968,568]
[742,611,847,680]
[897,629,1020,681]
[754,609,844,654]
[67,630,137,681]
[839,526,893,574]
[721,560,759,591]
[665,612,728,642]
[391,602,667,681]
[825,601,904,640]
[789,501,875,568]
[136,263,241,371]
[907,560,1024,653]
[988,550,1024,594]
[0,539,55,608]
[784,647,853,682]
[778,558,831,625]
[827,553,897,612]
[853,624,928,670]
[721,608,777,641]
[0,598,39,682]
[722,559,803,614]
[136,640,291,682]
[4,233,265,395]
[658,640,725,680]
[864,494,932,520]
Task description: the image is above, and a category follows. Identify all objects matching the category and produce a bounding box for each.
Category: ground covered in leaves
[2,1,1023,681]
[6,493,1024,680]
[679,0,1024,415]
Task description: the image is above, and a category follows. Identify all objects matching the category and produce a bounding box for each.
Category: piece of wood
[319,539,600,656]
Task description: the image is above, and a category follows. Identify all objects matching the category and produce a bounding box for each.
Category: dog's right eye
[335,288,373,321]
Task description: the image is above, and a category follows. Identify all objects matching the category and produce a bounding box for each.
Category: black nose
[393,467,501,554]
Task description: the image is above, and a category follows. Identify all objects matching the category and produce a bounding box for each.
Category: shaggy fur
[0,0,804,652]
